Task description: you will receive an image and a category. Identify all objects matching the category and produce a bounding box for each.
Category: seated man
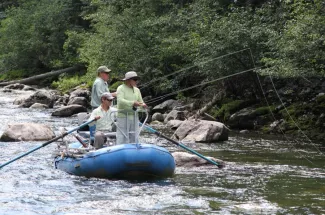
[89,92,116,149]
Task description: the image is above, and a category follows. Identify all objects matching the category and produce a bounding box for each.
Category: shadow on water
[0,89,324,215]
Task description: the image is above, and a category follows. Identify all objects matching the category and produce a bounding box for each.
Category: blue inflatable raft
[54,143,176,179]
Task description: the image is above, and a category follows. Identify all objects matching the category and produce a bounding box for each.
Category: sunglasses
[103,98,113,101]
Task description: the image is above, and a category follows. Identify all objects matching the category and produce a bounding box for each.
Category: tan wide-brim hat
[97,66,111,73]
[122,71,139,81]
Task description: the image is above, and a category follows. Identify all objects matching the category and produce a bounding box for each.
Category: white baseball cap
[101,92,114,100]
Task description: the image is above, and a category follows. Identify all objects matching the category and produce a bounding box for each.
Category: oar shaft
[177,142,221,166]
[0,135,63,169]
[0,118,96,169]
[141,123,222,167]
[159,131,220,166]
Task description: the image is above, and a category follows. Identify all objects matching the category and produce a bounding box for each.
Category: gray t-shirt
[90,77,110,108]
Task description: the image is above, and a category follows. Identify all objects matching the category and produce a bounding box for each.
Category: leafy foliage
[0,0,324,92]
[0,0,90,74]
[261,0,325,77]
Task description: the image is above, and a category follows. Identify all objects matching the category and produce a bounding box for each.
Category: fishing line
[301,76,313,84]
[268,74,324,156]
[249,49,318,165]
[145,67,260,105]
[139,48,251,89]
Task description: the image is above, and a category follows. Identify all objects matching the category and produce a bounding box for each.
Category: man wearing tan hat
[116,71,147,144]
[90,66,116,109]
[89,92,116,149]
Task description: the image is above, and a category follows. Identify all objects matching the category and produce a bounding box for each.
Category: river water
[0,89,324,215]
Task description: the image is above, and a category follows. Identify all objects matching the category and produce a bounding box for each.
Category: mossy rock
[279,103,310,119]
[255,106,275,116]
[261,125,271,133]
[213,100,247,121]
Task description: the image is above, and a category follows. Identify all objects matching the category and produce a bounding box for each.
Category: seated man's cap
[101,92,114,100]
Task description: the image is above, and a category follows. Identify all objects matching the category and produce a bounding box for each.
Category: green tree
[261,0,325,77]
[0,0,90,75]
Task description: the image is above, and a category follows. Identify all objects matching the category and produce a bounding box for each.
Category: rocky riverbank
[201,76,325,143]
[1,83,230,143]
[1,75,324,145]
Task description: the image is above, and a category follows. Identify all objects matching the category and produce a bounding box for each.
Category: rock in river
[0,123,55,142]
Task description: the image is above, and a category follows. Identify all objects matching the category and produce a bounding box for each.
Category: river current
[0,89,324,215]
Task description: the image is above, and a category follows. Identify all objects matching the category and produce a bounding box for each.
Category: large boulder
[152,99,181,113]
[172,152,225,167]
[19,90,56,108]
[54,94,70,107]
[69,88,90,100]
[29,103,48,109]
[164,110,186,123]
[167,119,183,129]
[66,88,90,108]
[151,112,164,122]
[0,123,55,141]
[22,85,36,91]
[51,105,87,117]
[174,119,228,142]
[67,97,88,107]
[228,107,272,129]
[3,83,25,90]
[228,107,257,129]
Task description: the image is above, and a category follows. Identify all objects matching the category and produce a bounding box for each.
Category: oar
[141,123,224,168]
[61,127,88,148]
[0,118,96,169]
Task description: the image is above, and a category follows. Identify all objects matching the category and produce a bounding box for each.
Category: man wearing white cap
[116,71,147,144]
[89,92,116,149]
[90,66,116,109]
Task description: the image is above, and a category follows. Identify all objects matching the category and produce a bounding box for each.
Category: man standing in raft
[91,66,116,109]
[116,71,147,144]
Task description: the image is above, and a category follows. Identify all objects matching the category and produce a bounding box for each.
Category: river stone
[152,99,181,113]
[164,110,186,123]
[54,94,70,107]
[3,83,25,90]
[67,96,88,107]
[239,130,249,134]
[2,89,12,93]
[172,152,225,167]
[29,103,48,109]
[51,105,87,117]
[69,88,90,100]
[174,119,228,142]
[0,123,55,142]
[152,112,164,122]
[228,107,257,129]
[22,85,36,91]
[13,96,27,105]
[19,90,56,108]
[167,119,183,129]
